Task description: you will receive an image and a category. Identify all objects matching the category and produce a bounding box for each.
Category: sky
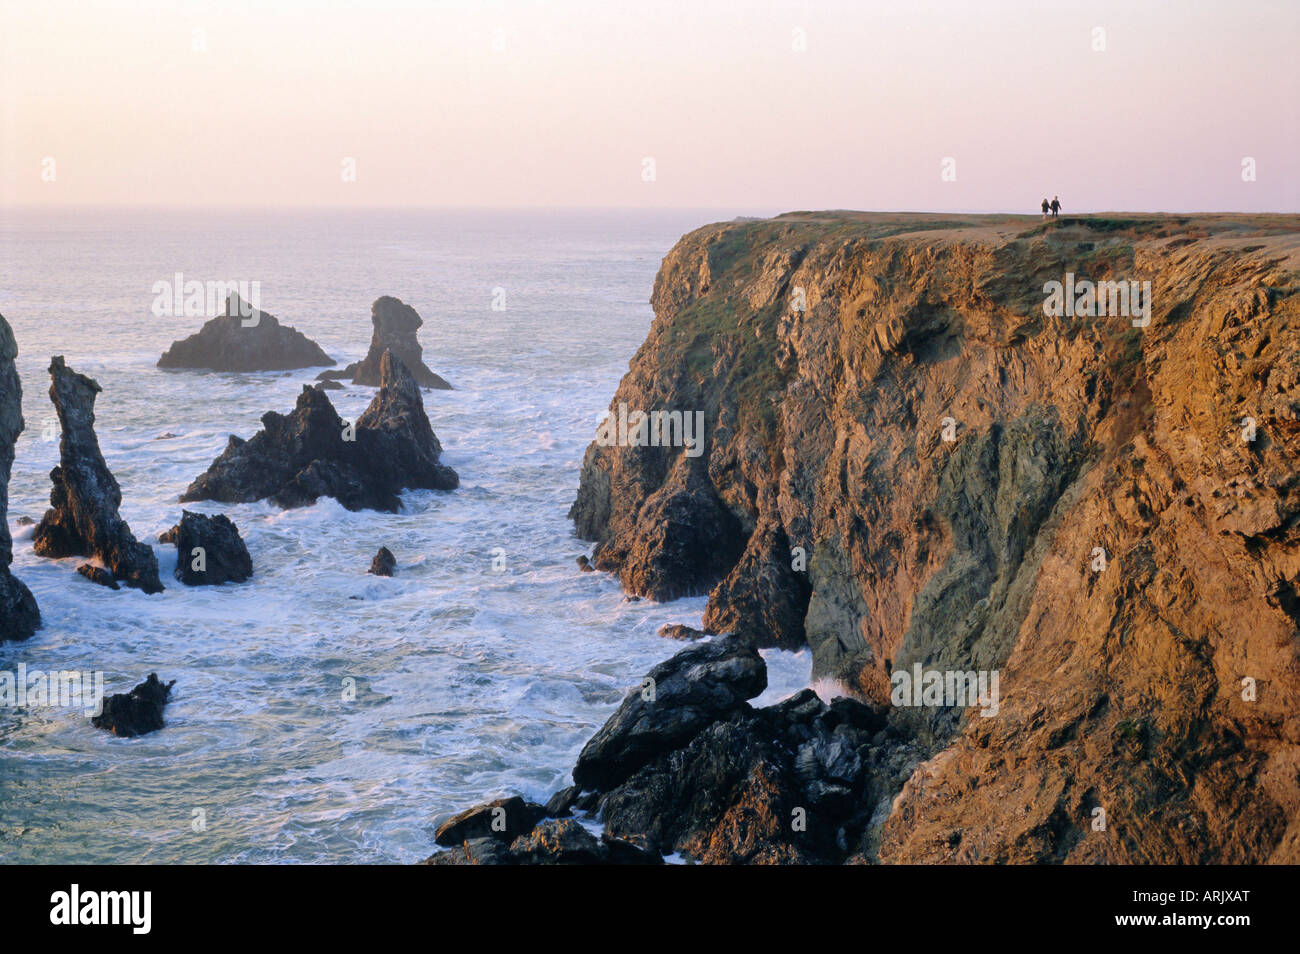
[2,0,1296,212]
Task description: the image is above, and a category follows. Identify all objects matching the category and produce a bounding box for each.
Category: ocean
[0,208,811,863]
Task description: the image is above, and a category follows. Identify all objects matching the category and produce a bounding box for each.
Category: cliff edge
[571,212,1300,863]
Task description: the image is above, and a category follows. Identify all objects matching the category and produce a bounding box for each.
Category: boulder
[157,294,334,372]
[0,312,40,642]
[657,623,705,640]
[76,563,119,589]
[342,296,451,389]
[571,637,766,792]
[368,546,396,576]
[433,795,546,846]
[32,357,163,594]
[507,819,605,865]
[91,673,175,737]
[167,511,253,585]
[181,351,458,513]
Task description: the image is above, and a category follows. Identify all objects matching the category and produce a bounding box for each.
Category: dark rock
[508,819,604,865]
[158,526,178,544]
[433,796,546,846]
[157,294,334,372]
[342,296,451,389]
[76,563,119,589]
[168,511,252,585]
[368,546,396,576]
[32,357,163,594]
[91,673,175,737]
[572,637,766,792]
[657,623,705,640]
[423,837,515,866]
[702,513,810,650]
[15,515,34,527]
[0,312,40,642]
[600,830,664,865]
[543,785,581,818]
[314,380,345,391]
[576,554,594,572]
[181,351,458,513]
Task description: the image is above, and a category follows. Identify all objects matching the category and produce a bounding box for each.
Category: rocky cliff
[571,212,1300,863]
[0,312,41,641]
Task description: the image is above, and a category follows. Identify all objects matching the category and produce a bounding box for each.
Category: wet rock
[368,546,396,576]
[433,795,546,846]
[423,837,515,866]
[600,830,664,865]
[91,673,175,737]
[314,379,345,392]
[543,785,581,818]
[507,819,605,865]
[15,515,34,527]
[32,357,163,594]
[0,312,40,642]
[157,294,334,372]
[340,296,451,389]
[572,637,766,792]
[576,554,594,572]
[167,511,252,585]
[76,563,119,589]
[657,623,705,640]
[181,351,458,513]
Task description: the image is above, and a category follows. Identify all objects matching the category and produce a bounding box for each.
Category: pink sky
[2,0,1296,211]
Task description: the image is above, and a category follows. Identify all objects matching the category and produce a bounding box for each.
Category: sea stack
[182,350,458,513]
[157,293,335,372]
[324,296,451,389]
[165,511,253,585]
[32,357,163,594]
[0,312,41,641]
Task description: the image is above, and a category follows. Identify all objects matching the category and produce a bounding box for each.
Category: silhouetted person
[1041,198,1050,219]
[1050,196,1061,218]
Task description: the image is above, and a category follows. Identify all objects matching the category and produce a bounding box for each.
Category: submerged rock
[91,673,175,737]
[0,312,40,642]
[32,357,163,594]
[181,350,458,513]
[368,546,396,576]
[76,563,119,589]
[166,511,252,585]
[157,294,334,372]
[340,296,451,389]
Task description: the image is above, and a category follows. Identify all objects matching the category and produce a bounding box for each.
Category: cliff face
[0,312,41,641]
[571,212,1300,863]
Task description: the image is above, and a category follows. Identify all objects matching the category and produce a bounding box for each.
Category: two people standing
[1040,196,1062,219]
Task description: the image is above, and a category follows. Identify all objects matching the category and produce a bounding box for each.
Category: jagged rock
[340,296,451,389]
[0,312,40,642]
[166,511,252,585]
[368,547,396,576]
[543,785,581,818]
[181,350,457,513]
[657,623,705,640]
[576,555,594,573]
[572,637,766,792]
[157,294,334,372]
[434,796,546,846]
[314,379,345,391]
[91,673,175,737]
[76,563,119,589]
[15,515,34,527]
[32,357,163,594]
[571,211,1300,864]
[507,819,605,865]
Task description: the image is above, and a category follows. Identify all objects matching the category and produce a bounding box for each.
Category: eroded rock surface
[182,351,457,512]
[0,312,40,641]
[569,212,1300,863]
[165,511,252,585]
[347,296,450,389]
[32,357,163,594]
[157,294,334,372]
